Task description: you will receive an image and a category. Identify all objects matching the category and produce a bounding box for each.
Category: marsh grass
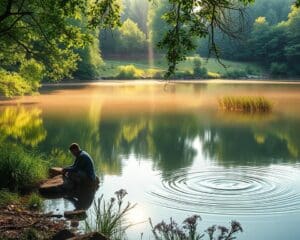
[26,193,44,211]
[85,189,136,240]
[0,189,20,208]
[219,96,272,113]
[0,144,47,191]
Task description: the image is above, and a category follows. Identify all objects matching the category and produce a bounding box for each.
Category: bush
[26,193,44,211]
[193,57,208,78]
[0,70,32,97]
[270,62,288,77]
[116,65,145,79]
[0,144,47,191]
[222,69,248,79]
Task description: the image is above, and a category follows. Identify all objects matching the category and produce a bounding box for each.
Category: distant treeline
[100,0,300,77]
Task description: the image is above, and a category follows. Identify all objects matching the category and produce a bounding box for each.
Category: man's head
[69,143,81,157]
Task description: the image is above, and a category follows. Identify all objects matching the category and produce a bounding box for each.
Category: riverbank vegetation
[1,0,299,97]
[0,144,47,192]
[219,96,273,113]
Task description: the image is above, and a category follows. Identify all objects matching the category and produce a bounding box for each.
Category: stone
[39,175,64,197]
[49,167,63,178]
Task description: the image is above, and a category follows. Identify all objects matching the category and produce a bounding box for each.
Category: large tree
[0,0,121,81]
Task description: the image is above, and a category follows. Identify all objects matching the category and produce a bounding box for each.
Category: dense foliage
[198,0,300,77]
[0,0,121,95]
[0,0,299,96]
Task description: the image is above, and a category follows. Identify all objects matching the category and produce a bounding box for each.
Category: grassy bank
[98,56,264,80]
[0,144,47,192]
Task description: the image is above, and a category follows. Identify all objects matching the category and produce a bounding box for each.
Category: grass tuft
[219,96,272,113]
[26,193,44,211]
[85,189,136,240]
[0,190,20,208]
[0,144,47,191]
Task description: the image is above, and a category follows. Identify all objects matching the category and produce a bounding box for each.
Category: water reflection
[2,83,300,239]
[0,106,46,146]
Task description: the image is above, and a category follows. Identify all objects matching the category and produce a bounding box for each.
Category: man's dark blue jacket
[64,150,96,180]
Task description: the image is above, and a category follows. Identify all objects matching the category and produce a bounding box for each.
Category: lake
[1,80,300,239]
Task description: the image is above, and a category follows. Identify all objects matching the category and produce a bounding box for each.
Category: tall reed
[219,96,272,113]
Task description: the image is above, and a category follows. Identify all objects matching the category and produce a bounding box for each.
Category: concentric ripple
[148,166,300,215]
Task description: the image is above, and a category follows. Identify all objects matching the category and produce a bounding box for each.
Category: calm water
[1,81,300,239]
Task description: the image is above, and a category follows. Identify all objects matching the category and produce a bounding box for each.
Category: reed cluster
[219,96,272,113]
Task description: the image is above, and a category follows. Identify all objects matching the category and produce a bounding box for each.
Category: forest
[0,0,300,97]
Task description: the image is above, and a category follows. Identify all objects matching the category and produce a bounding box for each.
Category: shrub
[270,62,288,77]
[193,57,208,78]
[26,193,44,211]
[174,70,193,79]
[218,96,272,113]
[0,70,32,97]
[0,144,47,191]
[116,65,145,79]
[207,71,221,79]
[0,189,20,208]
[222,70,247,79]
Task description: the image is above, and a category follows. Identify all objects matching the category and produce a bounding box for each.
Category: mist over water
[1,81,300,239]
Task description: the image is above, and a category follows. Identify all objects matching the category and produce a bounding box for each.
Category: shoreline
[41,78,300,88]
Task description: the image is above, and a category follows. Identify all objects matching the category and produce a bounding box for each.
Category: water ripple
[148,166,300,215]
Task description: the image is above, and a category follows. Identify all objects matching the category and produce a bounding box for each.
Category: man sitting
[63,143,96,187]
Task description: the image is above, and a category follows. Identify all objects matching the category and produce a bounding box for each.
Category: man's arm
[63,158,79,174]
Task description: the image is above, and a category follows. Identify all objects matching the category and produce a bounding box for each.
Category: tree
[0,0,121,96]
[100,18,147,55]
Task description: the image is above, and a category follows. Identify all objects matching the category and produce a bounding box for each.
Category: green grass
[98,56,264,79]
[0,144,47,191]
[219,96,273,113]
[0,190,20,208]
[26,193,44,211]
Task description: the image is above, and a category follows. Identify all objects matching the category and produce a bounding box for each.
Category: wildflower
[218,226,229,235]
[231,220,243,233]
[183,214,201,226]
[114,189,128,201]
[206,225,216,238]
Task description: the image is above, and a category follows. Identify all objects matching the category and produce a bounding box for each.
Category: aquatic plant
[218,96,272,113]
[150,216,243,240]
[0,144,47,191]
[85,189,136,240]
